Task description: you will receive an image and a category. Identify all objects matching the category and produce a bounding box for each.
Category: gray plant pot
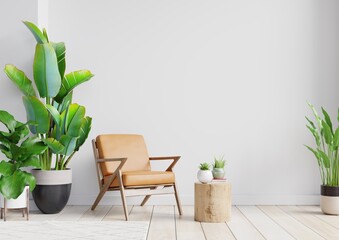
[31,169,72,214]
[212,168,225,179]
[320,185,339,215]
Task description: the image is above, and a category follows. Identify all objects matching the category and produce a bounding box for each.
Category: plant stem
[63,151,76,169]
[55,154,59,170]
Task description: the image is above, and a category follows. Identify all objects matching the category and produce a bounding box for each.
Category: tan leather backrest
[96,134,151,176]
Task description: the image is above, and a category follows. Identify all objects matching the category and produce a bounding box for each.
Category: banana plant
[4,21,94,170]
[305,103,339,186]
[0,110,47,199]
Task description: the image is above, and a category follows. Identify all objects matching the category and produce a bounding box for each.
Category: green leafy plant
[213,155,226,169]
[4,21,94,170]
[199,162,211,170]
[0,110,47,199]
[305,103,339,186]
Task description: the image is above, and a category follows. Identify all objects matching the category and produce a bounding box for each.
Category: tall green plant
[4,21,94,170]
[0,110,47,199]
[305,103,339,186]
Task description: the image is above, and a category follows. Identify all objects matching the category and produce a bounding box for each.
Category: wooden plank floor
[3,205,339,239]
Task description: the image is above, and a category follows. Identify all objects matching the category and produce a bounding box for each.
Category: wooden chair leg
[117,171,128,221]
[140,187,157,206]
[91,187,108,211]
[91,173,117,210]
[140,195,152,206]
[173,183,183,215]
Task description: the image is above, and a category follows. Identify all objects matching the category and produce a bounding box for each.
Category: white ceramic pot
[197,170,213,184]
[321,185,339,215]
[0,186,29,209]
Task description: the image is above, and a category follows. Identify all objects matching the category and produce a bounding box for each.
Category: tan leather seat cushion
[104,171,175,187]
[96,134,151,176]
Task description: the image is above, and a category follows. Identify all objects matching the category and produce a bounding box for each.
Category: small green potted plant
[0,110,47,206]
[197,162,213,184]
[212,156,226,179]
[305,103,339,214]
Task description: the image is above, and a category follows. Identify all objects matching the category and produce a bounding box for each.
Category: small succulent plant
[199,162,211,170]
[213,155,226,169]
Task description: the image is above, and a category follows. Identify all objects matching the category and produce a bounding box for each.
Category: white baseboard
[232,194,320,205]
[68,194,321,206]
[29,194,320,210]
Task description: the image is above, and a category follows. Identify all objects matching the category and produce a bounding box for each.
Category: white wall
[1,0,339,205]
[0,0,38,121]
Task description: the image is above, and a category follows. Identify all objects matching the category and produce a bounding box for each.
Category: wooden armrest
[149,156,181,171]
[149,156,181,160]
[96,158,127,174]
[96,157,127,163]
[97,157,127,190]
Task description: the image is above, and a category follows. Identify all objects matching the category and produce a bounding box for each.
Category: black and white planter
[31,169,72,214]
[320,185,339,215]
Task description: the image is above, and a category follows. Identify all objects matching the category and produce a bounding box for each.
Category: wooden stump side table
[194,182,231,222]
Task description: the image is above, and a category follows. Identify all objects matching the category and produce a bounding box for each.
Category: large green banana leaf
[60,135,77,156]
[75,117,92,151]
[42,138,64,154]
[318,150,330,168]
[21,136,42,146]
[46,104,62,139]
[322,120,333,145]
[54,70,94,103]
[23,21,47,44]
[46,104,61,127]
[57,91,73,113]
[23,96,50,134]
[42,28,49,42]
[333,128,339,148]
[62,104,85,137]
[4,65,36,97]
[308,103,322,130]
[322,107,333,134]
[51,42,66,79]
[306,124,320,147]
[33,43,61,98]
